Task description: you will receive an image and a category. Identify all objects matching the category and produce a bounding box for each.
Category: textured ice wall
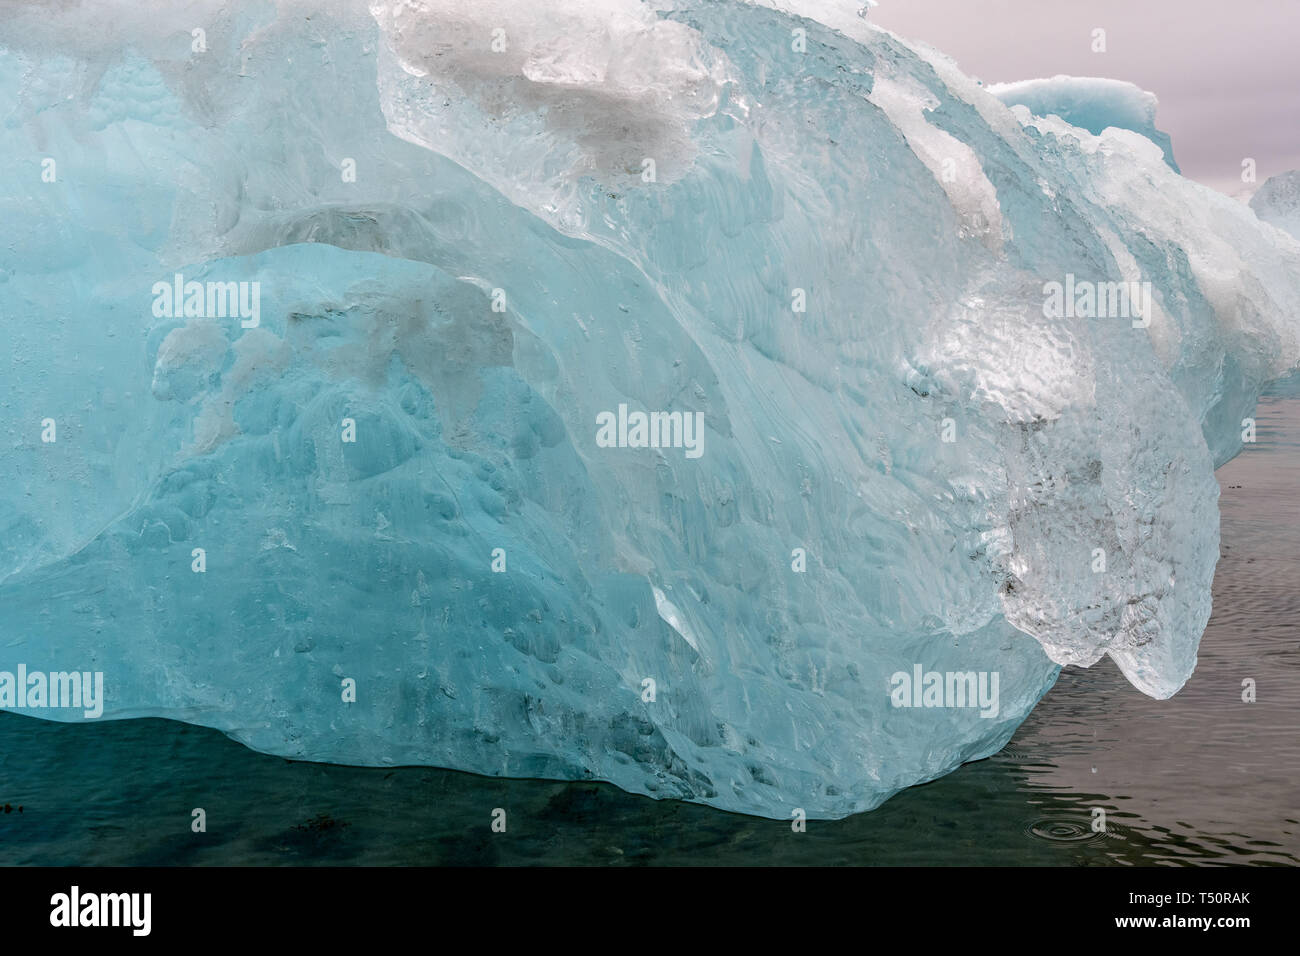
[988,75,1180,173]
[0,0,1298,818]
[1252,170,1300,240]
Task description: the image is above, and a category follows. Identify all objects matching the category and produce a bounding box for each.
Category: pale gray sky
[869,0,1300,196]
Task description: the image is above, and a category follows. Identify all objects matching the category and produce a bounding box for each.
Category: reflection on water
[1,398,1297,866]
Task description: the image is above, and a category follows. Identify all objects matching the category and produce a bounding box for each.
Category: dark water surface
[2,398,1297,866]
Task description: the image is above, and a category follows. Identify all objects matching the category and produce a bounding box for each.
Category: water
[2,397,1297,866]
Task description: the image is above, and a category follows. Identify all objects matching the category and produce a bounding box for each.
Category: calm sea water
[1,397,1297,866]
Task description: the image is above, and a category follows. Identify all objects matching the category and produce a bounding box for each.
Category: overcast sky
[868,0,1300,196]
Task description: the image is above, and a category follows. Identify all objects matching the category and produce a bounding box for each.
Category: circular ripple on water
[1026,819,1113,846]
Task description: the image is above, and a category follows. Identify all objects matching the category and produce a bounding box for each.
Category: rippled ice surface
[2,394,1295,864]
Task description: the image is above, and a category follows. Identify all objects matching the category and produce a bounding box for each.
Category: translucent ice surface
[988,75,1180,173]
[1252,170,1300,240]
[0,0,1297,818]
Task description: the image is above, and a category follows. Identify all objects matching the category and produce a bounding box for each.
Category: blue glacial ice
[0,0,1298,818]
[987,75,1181,173]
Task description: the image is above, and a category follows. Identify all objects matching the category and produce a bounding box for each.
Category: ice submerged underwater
[0,0,1298,820]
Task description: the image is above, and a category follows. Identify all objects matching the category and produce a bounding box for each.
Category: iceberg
[1252,170,1300,240]
[987,75,1180,173]
[0,0,1297,819]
